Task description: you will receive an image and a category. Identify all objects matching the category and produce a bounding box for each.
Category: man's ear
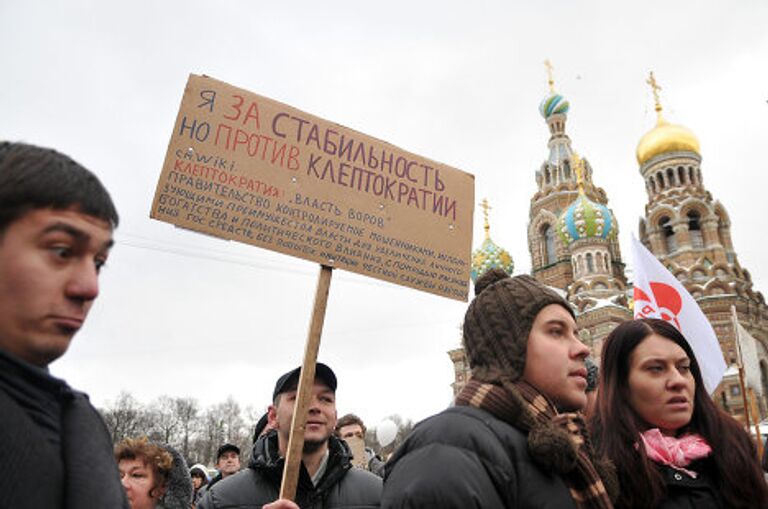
[268,405,278,429]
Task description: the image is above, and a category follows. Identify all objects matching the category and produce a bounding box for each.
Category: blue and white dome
[557,194,614,245]
[539,92,570,119]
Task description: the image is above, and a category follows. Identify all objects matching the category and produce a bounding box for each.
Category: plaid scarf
[456,379,614,509]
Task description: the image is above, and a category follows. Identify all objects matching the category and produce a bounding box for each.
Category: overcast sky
[2,0,767,427]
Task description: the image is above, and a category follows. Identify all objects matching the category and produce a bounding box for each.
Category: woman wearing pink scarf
[590,319,767,508]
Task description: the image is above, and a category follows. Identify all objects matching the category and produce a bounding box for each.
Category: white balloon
[376,419,398,447]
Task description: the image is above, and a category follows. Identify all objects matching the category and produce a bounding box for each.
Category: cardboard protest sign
[151,74,475,300]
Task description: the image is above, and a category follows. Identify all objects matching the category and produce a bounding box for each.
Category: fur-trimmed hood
[157,444,193,509]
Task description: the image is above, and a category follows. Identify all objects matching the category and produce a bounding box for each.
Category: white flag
[631,235,726,394]
[732,306,763,397]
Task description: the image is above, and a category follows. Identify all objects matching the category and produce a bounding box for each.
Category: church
[450,66,768,424]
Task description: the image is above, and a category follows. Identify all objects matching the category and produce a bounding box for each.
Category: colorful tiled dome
[539,92,570,119]
[557,194,614,245]
[471,237,514,283]
[471,199,514,283]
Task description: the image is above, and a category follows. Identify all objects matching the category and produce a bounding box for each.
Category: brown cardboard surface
[342,436,368,470]
[151,74,474,301]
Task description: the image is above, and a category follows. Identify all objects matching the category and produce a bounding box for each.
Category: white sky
[2,0,767,426]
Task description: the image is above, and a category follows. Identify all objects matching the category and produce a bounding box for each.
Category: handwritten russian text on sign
[151,74,474,300]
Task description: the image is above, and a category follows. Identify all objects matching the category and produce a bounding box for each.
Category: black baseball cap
[272,363,337,400]
[216,443,240,460]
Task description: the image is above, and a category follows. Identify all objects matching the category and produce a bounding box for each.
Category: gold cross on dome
[544,59,555,92]
[480,198,492,238]
[646,71,663,117]
[571,152,586,195]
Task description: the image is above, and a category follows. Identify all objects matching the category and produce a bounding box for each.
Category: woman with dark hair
[189,464,209,505]
[591,318,768,508]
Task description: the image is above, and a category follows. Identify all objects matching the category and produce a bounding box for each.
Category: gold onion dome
[636,71,700,165]
[471,199,514,283]
[636,119,700,165]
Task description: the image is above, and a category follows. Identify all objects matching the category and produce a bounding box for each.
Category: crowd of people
[1,139,767,508]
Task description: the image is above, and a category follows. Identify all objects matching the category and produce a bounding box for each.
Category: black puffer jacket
[654,459,724,509]
[197,431,381,508]
[382,406,576,509]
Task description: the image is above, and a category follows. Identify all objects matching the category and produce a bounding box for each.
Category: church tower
[449,199,513,397]
[636,72,768,417]
[556,153,632,360]
[528,61,625,291]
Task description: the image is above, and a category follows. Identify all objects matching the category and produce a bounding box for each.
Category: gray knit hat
[463,269,575,384]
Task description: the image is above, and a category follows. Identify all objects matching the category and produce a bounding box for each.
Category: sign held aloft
[151,74,474,300]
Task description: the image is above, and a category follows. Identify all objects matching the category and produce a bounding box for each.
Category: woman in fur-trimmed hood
[381,269,617,509]
[115,437,193,509]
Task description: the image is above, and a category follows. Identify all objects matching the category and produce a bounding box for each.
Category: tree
[100,391,151,445]
[174,397,200,462]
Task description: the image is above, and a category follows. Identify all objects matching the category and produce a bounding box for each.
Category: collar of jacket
[249,432,353,496]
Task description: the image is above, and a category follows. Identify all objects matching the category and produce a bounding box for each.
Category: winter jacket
[653,459,724,509]
[197,431,381,508]
[365,448,386,478]
[381,405,576,509]
[0,348,129,509]
[156,444,194,509]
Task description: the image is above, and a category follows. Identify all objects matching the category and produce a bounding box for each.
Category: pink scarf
[638,428,712,478]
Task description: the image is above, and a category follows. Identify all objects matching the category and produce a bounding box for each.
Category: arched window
[688,166,695,185]
[542,224,556,265]
[586,253,594,273]
[678,166,686,185]
[563,160,571,180]
[545,167,551,185]
[688,210,703,248]
[659,216,676,254]
[603,253,610,271]
[656,173,665,190]
[666,168,676,186]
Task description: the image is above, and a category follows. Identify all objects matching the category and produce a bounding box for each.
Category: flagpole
[749,387,764,459]
[732,306,753,432]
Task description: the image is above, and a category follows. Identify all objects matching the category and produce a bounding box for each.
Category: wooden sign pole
[279,264,333,501]
[749,388,764,460]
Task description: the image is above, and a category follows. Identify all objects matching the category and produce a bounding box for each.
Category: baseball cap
[272,362,337,400]
[216,443,240,460]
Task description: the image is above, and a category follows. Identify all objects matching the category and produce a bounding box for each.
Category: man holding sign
[198,363,381,508]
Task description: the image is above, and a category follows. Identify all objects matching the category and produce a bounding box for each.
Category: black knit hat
[463,269,575,384]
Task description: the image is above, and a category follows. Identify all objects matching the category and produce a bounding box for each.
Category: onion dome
[557,194,614,245]
[636,71,700,165]
[636,119,700,165]
[471,199,514,283]
[539,92,570,119]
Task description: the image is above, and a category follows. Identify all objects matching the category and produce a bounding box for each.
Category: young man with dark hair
[382,270,617,509]
[198,363,382,509]
[0,141,128,508]
[335,413,385,477]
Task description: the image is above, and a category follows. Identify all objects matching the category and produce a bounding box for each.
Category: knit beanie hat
[463,269,575,384]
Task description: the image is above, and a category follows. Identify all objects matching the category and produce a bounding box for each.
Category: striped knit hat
[463,269,575,384]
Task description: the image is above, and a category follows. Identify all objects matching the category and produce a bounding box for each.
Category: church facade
[450,69,768,423]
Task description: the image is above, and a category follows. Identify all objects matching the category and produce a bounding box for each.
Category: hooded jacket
[197,431,381,509]
[156,444,194,509]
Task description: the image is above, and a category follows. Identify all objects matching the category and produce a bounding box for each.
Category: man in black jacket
[198,363,381,508]
[0,142,128,508]
[381,270,617,509]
